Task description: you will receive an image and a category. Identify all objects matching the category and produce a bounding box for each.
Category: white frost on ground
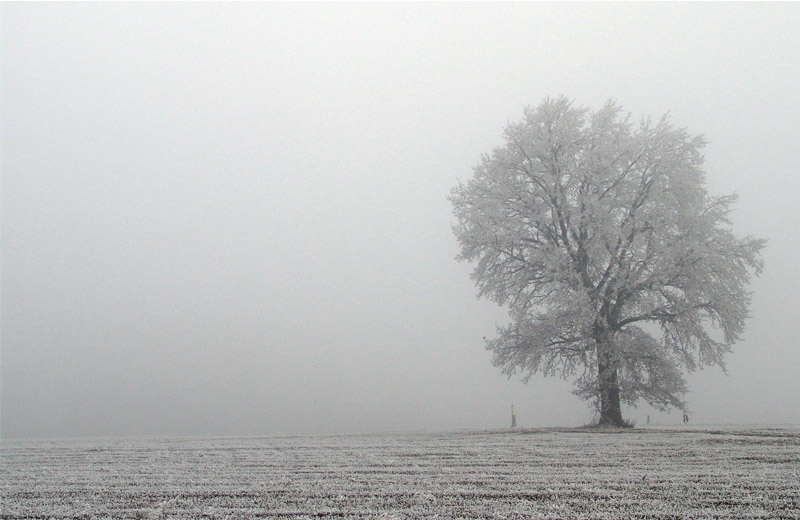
[1,427,798,519]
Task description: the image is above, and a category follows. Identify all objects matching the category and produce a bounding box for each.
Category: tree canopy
[450,97,765,426]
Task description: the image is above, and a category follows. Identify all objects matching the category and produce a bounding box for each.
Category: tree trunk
[596,333,626,427]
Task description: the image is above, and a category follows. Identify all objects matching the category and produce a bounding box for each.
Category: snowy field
[2,426,798,519]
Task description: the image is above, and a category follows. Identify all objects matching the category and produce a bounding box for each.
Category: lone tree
[450,97,764,426]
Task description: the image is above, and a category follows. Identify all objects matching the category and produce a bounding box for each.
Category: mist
[2,3,799,439]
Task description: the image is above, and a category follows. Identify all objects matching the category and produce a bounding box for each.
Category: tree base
[597,415,635,428]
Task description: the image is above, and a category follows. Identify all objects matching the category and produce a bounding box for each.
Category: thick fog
[2,4,799,439]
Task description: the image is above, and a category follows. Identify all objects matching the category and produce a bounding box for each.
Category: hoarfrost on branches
[450,97,765,425]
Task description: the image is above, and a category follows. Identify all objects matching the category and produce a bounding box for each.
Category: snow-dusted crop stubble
[2,428,798,519]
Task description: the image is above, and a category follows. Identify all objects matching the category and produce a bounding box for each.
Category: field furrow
[2,427,798,519]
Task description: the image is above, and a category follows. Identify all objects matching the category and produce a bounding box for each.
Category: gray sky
[2,3,799,439]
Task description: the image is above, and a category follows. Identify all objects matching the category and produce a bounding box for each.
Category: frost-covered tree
[450,97,765,426]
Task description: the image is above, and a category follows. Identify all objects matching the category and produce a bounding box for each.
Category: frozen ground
[2,426,798,519]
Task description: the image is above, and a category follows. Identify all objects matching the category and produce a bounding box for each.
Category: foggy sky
[2,3,799,439]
